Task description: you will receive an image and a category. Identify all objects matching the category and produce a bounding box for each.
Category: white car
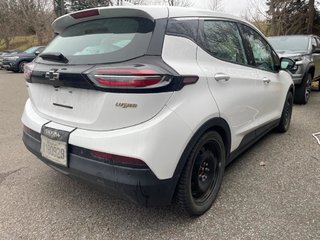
[22,6,295,216]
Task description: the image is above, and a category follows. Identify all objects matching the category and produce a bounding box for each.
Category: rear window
[39,17,154,64]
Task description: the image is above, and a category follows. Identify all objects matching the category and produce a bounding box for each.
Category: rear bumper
[22,128,178,207]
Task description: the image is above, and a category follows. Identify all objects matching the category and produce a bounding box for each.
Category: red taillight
[24,62,34,81]
[96,78,161,87]
[71,9,99,19]
[89,67,168,88]
[91,150,147,166]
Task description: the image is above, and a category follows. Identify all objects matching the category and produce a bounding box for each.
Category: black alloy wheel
[176,131,226,216]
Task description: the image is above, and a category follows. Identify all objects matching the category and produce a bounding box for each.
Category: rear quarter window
[39,18,154,65]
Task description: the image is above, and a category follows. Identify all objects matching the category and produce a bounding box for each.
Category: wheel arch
[289,83,295,96]
[307,65,315,79]
[173,117,231,180]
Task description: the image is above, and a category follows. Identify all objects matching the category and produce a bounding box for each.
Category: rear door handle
[263,78,271,84]
[214,73,230,82]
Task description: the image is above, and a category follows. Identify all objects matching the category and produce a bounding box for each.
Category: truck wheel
[276,91,293,133]
[176,131,225,216]
[294,73,312,104]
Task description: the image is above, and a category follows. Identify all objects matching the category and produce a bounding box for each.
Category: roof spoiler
[52,6,168,34]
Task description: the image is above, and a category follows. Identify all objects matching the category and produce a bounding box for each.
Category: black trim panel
[53,103,73,109]
[147,18,168,55]
[229,119,280,162]
[166,18,199,43]
[173,117,280,188]
[28,56,187,94]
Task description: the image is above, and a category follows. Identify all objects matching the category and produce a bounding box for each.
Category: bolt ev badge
[115,102,138,108]
[45,71,60,81]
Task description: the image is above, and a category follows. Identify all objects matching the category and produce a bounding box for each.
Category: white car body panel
[255,69,292,125]
[27,83,173,131]
[22,99,191,179]
[197,47,261,151]
[161,35,220,132]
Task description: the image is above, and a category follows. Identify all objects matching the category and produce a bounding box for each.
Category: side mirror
[35,51,40,56]
[280,57,295,70]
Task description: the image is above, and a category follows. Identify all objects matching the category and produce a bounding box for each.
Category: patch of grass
[0,35,39,51]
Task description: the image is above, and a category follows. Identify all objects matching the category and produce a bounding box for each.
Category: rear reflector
[91,150,147,166]
[182,76,199,85]
[71,9,99,19]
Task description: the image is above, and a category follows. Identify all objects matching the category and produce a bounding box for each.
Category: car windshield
[39,17,154,65]
[24,47,39,54]
[268,36,309,52]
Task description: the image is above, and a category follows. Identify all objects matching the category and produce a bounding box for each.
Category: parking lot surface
[0,70,319,240]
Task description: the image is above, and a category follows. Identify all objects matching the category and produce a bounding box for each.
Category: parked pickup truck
[268,35,320,104]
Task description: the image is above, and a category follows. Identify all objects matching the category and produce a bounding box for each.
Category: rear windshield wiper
[39,52,69,63]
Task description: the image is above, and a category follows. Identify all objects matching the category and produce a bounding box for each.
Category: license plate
[40,127,69,167]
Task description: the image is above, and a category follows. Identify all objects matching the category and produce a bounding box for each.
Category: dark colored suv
[3,46,45,73]
[268,35,320,104]
[0,50,22,69]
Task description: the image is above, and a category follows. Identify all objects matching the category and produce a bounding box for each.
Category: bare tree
[0,1,16,49]
[207,0,223,11]
[244,0,268,34]
[130,0,146,5]
[16,0,55,44]
[166,0,192,7]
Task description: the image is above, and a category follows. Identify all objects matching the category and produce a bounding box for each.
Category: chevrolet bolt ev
[22,6,295,216]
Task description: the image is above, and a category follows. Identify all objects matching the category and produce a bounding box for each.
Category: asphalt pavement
[0,70,319,240]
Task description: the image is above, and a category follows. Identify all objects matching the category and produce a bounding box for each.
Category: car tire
[176,131,225,216]
[294,73,312,104]
[276,91,293,133]
[18,61,28,73]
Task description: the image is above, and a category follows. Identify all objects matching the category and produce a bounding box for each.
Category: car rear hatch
[26,7,181,131]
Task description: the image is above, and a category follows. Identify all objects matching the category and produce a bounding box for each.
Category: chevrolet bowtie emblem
[45,70,60,81]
